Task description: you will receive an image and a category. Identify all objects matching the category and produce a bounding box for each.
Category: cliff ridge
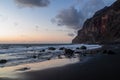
[72,0,120,44]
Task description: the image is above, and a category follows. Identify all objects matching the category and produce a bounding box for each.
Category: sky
[0,0,116,43]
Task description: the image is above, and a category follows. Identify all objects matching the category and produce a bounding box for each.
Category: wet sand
[18,48,120,80]
[0,57,80,80]
[1,54,120,80]
[1,45,120,80]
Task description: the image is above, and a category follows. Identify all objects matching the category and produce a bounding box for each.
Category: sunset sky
[0,0,116,43]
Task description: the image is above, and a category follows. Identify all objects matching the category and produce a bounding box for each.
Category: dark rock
[76,47,80,49]
[107,50,116,55]
[59,47,65,50]
[102,50,116,55]
[41,49,45,52]
[48,47,56,50]
[102,50,108,54]
[58,55,62,59]
[80,46,87,50]
[64,49,74,58]
[0,59,7,64]
[47,58,51,60]
[72,0,120,44]
[74,51,81,54]
[83,54,87,56]
[16,67,30,71]
[32,55,37,58]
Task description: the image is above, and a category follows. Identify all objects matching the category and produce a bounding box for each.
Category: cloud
[53,0,105,30]
[53,7,85,30]
[15,0,50,8]
[68,33,75,37]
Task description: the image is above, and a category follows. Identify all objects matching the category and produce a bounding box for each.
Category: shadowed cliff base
[72,0,120,44]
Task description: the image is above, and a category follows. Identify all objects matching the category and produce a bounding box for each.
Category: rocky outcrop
[72,0,120,44]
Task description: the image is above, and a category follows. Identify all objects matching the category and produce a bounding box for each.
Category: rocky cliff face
[72,0,120,44]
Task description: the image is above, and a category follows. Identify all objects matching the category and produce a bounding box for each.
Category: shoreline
[0,44,101,67]
[0,52,120,80]
[20,51,120,80]
[0,57,80,77]
[0,53,94,79]
[0,44,120,80]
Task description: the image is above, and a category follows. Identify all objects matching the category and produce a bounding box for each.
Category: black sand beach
[0,45,120,80]
[21,57,120,80]
[17,45,120,80]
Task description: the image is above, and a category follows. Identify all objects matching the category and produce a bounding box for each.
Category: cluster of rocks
[59,45,116,59]
[0,45,116,65]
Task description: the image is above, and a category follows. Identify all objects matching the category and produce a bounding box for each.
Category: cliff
[72,0,120,44]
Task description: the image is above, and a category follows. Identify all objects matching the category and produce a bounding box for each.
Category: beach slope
[19,45,120,80]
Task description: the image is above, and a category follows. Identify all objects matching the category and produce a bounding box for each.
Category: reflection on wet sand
[0,57,80,80]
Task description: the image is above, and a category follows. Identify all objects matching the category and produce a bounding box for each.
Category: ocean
[0,44,101,67]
